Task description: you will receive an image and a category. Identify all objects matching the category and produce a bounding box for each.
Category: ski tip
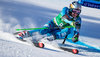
[72,49,79,54]
[38,42,44,48]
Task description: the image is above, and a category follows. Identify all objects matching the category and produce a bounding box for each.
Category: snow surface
[0,0,100,57]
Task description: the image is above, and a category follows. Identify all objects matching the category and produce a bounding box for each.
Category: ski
[14,32,78,54]
[15,37,44,48]
[32,40,79,54]
[59,47,79,54]
[31,39,45,48]
[15,37,78,54]
[13,32,44,48]
[31,38,79,54]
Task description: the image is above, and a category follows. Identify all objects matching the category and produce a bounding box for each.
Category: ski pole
[62,34,68,44]
[16,27,49,31]
[16,26,75,31]
[62,28,71,44]
[16,27,64,31]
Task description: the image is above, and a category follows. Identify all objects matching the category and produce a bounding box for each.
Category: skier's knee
[39,29,49,35]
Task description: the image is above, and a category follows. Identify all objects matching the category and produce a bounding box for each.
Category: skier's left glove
[72,33,79,43]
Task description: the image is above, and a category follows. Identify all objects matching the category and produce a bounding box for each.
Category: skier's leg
[15,20,58,41]
[39,20,60,41]
[39,20,57,35]
[52,27,76,41]
[15,21,52,40]
[54,28,70,39]
[67,28,74,39]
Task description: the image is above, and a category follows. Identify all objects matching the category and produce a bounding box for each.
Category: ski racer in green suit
[15,1,82,43]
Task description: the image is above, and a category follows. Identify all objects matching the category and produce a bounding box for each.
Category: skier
[15,1,82,44]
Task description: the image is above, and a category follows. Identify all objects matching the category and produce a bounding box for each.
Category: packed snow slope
[0,0,100,57]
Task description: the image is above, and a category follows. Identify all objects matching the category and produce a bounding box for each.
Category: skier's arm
[63,19,75,27]
[61,7,75,27]
[75,17,81,33]
[61,7,69,16]
[72,17,81,42]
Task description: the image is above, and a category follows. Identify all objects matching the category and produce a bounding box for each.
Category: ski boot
[35,42,44,48]
[14,31,31,41]
[32,39,44,48]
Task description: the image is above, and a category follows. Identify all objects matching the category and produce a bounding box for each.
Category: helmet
[69,1,81,16]
[70,1,81,10]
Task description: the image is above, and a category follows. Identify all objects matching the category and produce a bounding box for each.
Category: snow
[0,0,100,57]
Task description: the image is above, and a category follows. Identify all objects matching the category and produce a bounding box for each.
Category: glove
[72,33,79,42]
[71,22,76,27]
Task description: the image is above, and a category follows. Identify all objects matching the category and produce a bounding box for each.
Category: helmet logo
[70,4,75,8]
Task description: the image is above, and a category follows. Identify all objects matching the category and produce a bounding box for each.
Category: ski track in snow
[0,0,100,57]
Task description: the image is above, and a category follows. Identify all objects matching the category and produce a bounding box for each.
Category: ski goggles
[72,9,81,15]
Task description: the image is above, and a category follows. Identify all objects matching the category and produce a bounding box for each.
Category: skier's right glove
[72,33,79,43]
[71,22,76,27]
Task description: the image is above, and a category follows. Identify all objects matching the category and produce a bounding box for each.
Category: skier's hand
[71,22,76,27]
[72,33,79,42]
